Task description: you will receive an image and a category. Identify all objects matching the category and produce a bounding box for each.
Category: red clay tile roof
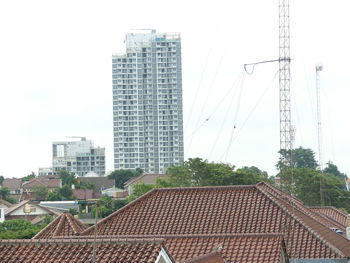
[22,178,61,189]
[0,198,13,208]
[165,234,285,263]
[124,173,167,186]
[181,251,226,263]
[2,178,22,191]
[0,238,168,263]
[309,206,349,227]
[33,212,87,239]
[80,182,350,259]
[73,189,94,200]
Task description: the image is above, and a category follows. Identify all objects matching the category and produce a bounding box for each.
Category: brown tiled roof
[81,182,350,259]
[124,173,167,186]
[309,206,348,227]
[77,177,115,192]
[22,178,61,189]
[0,198,13,208]
[181,251,226,263]
[33,212,87,239]
[0,238,167,263]
[165,234,285,263]
[2,178,22,191]
[73,189,94,200]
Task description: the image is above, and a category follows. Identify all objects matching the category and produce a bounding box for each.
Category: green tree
[0,187,10,200]
[75,180,94,190]
[47,190,62,201]
[108,169,143,189]
[279,167,350,212]
[32,185,49,201]
[21,172,36,183]
[166,158,270,187]
[58,185,74,200]
[58,170,76,187]
[323,161,347,180]
[0,219,47,239]
[0,176,4,186]
[127,183,156,202]
[277,147,318,171]
[91,196,127,218]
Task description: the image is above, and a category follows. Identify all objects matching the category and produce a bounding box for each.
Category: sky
[0,0,349,179]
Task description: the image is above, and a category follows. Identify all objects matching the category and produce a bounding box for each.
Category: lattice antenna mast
[279,0,292,165]
[316,65,323,170]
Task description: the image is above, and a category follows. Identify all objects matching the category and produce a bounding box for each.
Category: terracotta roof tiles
[80,183,350,259]
[33,213,87,239]
[309,206,349,227]
[0,238,166,263]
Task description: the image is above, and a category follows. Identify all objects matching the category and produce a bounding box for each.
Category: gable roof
[124,173,167,187]
[22,178,61,189]
[165,234,286,263]
[77,176,115,192]
[0,198,13,208]
[182,251,226,263]
[0,238,169,263]
[33,212,87,239]
[80,182,350,259]
[5,199,61,216]
[2,178,22,191]
[309,206,349,228]
[73,189,94,200]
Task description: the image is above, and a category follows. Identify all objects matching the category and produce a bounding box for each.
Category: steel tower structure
[279,0,292,164]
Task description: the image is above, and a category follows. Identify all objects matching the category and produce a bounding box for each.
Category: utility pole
[279,0,292,165]
[316,65,323,170]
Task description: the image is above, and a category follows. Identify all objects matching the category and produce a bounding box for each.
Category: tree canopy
[277,147,319,171]
[108,168,143,189]
[166,158,270,187]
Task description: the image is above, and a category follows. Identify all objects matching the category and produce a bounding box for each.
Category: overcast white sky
[0,0,349,178]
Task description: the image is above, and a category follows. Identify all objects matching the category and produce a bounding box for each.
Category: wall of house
[9,205,49,216]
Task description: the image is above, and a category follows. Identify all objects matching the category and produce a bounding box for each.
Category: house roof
[0,238,168,263]
[33,212,87,239]
[77,176,115,192]
[309,206,349,227]
[181,251,226,263]
[5,199,61,217]
[80,182,350,259]
[165,234,286,263]
[22,178,61,189]
[73,189,94,200]
[0,198,13,208]
[2,178,22,191]
[124,173,167,187]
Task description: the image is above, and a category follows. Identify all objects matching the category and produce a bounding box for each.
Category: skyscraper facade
[112,30,184,173]
[52,137,105,176]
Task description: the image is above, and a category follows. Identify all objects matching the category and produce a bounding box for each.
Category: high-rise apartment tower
[112,30,184,173]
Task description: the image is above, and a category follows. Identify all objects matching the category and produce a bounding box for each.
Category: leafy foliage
[58,170,76,187]
[21,172,36,183]
[32,185,49,201]
[0,176,4,185]
[277,147,318,171]
[46,190,62,201]
[0,219,48,239]
[91,196,127,218]
[166,158,270,187]
[75,180,94,190]
[323,161,347,180]
[127,183,156,202]
[58,185,74,200]
[108,169,143,189]
[279,167,350,212]
[0,187,16,204]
